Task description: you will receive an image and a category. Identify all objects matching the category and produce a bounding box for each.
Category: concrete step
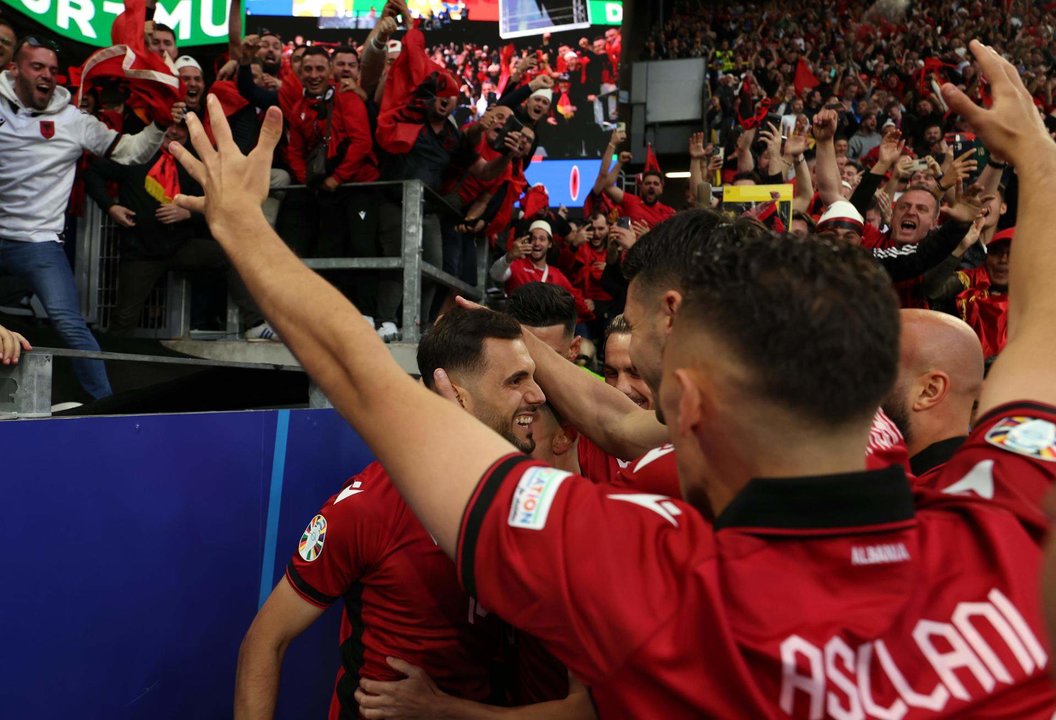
[161,339,421,376]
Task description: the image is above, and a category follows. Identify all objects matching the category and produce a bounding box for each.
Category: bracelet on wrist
[988,160,1008,170]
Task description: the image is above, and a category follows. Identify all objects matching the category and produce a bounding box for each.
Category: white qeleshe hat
[817,200,865,233]
[530,87,553,102]
[173,56,202,72]
[529,220,552,237]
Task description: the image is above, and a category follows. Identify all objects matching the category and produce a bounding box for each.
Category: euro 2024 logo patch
[985,416,1056,462]
[298,514,327,561]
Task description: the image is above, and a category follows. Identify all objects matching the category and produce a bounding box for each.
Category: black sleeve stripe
[459,454,529,598]
[103,134,121,158]
[285,561,339,606]
[974,401,1056,429]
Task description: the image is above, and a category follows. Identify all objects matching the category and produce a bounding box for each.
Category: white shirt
[0,72,163,243]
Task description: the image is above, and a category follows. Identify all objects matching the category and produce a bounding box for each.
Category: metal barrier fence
[75,179,487,344]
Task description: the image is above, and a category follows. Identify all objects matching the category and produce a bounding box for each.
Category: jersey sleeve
[285,471,388,607]
[925,401,1056,540]
[457,455,712,686]
[78,112,120,158]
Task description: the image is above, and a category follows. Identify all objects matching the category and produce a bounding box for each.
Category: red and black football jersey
[456,403,1056,718]
[576,434,624,485]
[287,462,497,720]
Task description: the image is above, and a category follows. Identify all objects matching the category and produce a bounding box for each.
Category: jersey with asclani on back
[457,402,1056,718]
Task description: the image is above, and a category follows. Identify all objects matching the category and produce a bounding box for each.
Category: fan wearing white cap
[173,55,205,114]
[490,220,593,318]
[816,200,866,245]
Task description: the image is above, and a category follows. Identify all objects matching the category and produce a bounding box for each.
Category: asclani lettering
[779,588,1047,719]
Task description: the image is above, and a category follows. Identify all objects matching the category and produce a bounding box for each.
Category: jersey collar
[909,436,967,477]
[713,465,914,532]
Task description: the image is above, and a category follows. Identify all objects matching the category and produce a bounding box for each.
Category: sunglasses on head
[17,35,60,55]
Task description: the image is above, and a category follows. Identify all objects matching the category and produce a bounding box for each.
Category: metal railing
[76,179,487,344]
[0,346,326,419]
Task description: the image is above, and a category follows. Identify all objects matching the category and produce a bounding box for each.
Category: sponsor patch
[298,514,327,561]
[985,417,1056,462]
[508,466,571,530]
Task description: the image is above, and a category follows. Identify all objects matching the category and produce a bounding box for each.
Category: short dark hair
[332,45,358,58]
[622,208,724,294]
[302,46,330,61]
[153,23,176,39]
[417,307,523,389]
[679,219,899,424]
[505,282,576,336]
[640,170,663,183]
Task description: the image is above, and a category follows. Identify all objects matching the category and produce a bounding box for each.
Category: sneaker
[245,322,281,342]
[363,315,375,329]
[376,321,400,343]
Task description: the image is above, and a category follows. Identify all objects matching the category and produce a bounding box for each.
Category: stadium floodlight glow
[664,171,692,179]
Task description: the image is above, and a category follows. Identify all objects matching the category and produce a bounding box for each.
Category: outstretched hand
[941,40,1054,169]
[171,95,284,239]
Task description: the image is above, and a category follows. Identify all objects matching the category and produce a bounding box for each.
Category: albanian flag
[520,184,550,219]
[377,27,460,155]
[77,44,182,126]
[497,43,516,95]
[145,149,180,204]
[793,58,820,96]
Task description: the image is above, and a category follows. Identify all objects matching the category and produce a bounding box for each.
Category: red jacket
[505,259,593,320]
[285,90,379,185]
[956,266,1008,359]
[572,242,613,302]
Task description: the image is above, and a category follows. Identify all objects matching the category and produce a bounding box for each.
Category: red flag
[202,81,250,144]
[793,58,819,96]
[497,43,516,95]
[145,149,180,204]
[77,45,182,126]
[644,143,661,175]
[110,0,146,53]
[556,90,574,119]
[377,28,461,155]
[520,184,550,219]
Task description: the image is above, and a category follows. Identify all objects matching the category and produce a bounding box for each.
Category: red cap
[990,227,1014,246]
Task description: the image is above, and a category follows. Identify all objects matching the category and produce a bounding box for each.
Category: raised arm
[360,14,399,100]
[812,109,842,206]
[942,40,1056,414]
[516,325,668,459]
[172,97,517,558]
[594,128,626,200]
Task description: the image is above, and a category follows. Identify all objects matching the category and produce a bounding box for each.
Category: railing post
[0,352,53,419]
[400,180,425,344]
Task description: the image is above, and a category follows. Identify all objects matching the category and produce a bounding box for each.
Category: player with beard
[181,43,1056,712]
[235,308,543,720]
[882,309,983,480]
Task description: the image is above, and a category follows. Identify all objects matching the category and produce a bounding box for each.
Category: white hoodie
[0,70,164,242]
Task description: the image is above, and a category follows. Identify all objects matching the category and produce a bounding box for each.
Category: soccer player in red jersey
[234,309,544,719]
[178,41,1056,717]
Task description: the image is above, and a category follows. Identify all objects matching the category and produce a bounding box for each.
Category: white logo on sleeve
[508,467,571,530]
[942,460,995,499]
[335,480,364,504]
[985,417,1056,462]
[607,493,683,527]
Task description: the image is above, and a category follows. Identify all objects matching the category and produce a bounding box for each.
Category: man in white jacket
[0,37,183,399]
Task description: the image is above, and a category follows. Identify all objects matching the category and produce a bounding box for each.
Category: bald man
[882,309,985,479]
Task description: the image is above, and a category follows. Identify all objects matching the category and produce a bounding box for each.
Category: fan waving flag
[77,45,183,126]
[497,43,516,95]
[145,149,180,204]
[75,0,182,126]
[793,58,820,95]
[377,27,460,155]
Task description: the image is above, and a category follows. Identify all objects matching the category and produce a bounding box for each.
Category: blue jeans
[0,239,112,399]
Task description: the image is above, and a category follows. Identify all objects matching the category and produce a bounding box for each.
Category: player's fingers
[432,369,462,406]
[358,677,401,695]
[0,327,14,364]
[454,295,485,311]
[940,84,985,129]
[251,106,284,163]
[173,194,207,215]
[385,656,419,676]
[169,141,206,185]
[206,95,238,154]
[183,110,216,165]
[354,687,392,710]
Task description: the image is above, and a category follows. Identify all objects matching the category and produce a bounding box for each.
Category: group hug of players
[182,39,1056,719]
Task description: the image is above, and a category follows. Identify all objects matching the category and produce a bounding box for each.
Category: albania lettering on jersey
[779,588,1048,719]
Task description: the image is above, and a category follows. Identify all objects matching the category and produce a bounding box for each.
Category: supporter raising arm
[812,108,843,206]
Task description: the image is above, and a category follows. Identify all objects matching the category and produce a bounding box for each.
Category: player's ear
[914,371,950,411]
[661,290,682,336]
[674,368,705,442]
[568,335,582,362]
[553,423,578,455]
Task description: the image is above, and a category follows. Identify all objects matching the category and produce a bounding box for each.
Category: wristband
[372,36,386,51]
[793,154,805,164]
[987,160,1008,170]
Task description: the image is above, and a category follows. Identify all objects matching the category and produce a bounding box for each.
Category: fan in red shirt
[234,309,545,720]
[592,137,675,229]
[489,220,593,321]
[956,228,1013,360]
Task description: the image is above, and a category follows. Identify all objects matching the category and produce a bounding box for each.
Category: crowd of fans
[8,1,1056,718]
